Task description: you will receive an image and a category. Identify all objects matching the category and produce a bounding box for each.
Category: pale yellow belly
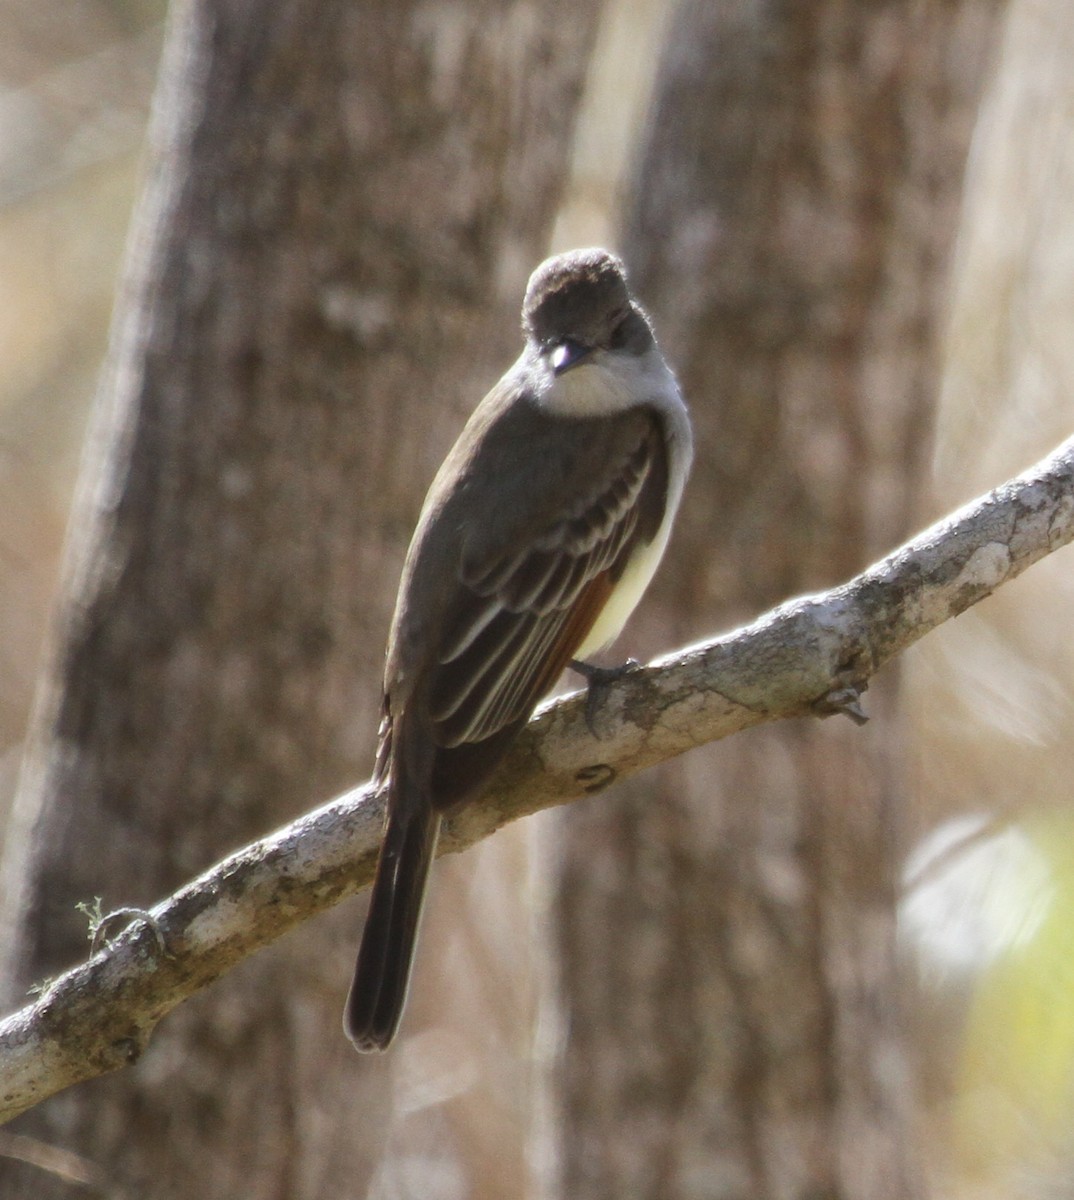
[574,524,671,657]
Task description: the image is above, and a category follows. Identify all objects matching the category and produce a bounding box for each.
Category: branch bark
[1,432,1071,1125]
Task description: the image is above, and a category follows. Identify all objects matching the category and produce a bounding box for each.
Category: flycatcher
[345,247,692,1051]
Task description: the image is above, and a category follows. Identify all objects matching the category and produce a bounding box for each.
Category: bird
[345,247,693,1051]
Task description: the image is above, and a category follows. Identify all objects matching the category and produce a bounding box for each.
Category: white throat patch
[536,347,679,419]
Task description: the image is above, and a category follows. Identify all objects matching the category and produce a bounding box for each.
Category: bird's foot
[569,658,641,736]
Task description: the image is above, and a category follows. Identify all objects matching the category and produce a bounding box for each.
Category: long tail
[344,793,441,1052]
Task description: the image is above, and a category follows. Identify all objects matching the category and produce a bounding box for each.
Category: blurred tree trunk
[555,2,1003,1198]
[0,0,599,1195]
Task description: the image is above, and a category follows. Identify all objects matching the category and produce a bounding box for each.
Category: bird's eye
[550,339,588,374]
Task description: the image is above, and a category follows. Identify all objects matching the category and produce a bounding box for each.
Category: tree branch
[1,434,1072,1123]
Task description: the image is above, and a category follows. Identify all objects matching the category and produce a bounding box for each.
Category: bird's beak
[551,339,591,375]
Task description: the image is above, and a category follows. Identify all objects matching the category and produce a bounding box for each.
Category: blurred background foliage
[1,0,1073,1196]
[898,3,1074,1196]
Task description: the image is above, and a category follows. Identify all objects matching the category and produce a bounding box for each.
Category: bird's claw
[570,658,641,736]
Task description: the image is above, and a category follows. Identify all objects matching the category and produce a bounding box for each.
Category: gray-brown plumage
[345,248,692,1051]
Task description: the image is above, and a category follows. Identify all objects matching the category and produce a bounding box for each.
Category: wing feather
[428,609,540,726]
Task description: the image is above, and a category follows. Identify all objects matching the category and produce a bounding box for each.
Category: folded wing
[426,424,664,749]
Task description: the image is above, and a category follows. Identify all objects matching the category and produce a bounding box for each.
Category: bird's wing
[424,420,666,749]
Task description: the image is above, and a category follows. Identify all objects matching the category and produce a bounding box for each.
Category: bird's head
[522,248,653,376]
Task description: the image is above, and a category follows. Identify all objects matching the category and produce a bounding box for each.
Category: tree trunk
[0,0,600,1195]
[555,3,1003,1197]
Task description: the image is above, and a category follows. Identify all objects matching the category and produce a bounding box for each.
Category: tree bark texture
[0,0,600,1195]
[555,3,1003,1198]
